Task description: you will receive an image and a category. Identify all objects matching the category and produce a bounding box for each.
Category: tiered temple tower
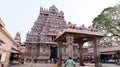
[26,5,66,43]
[25,5,85,63]
[14,32,21,44]
[25,5,67,63]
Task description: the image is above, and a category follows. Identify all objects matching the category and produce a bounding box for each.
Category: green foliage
[92,5,120,36]
[90,4,120,47]
[101,7,113,13]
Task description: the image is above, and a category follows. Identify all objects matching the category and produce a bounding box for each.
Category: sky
[0,0,120,42]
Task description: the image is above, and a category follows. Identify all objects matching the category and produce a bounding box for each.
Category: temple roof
[54,29,104,43]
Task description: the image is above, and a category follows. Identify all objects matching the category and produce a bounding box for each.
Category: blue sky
[0,0,119,42]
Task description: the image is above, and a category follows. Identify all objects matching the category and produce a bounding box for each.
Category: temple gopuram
[24,5,87,63]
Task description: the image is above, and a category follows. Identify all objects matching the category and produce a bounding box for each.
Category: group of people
[47,58,58,64]
[21,57,76,67]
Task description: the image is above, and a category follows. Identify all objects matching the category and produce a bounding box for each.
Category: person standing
[64,57,76,67]
[24,57,26,64]
[31,57,34,67]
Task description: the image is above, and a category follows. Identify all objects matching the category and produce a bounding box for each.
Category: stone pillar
[57,41,62,67]
[78,41,85,66]
[93,37,102,67]
[66,34,74,58]
[40,45,42,52]
[29,44,32,56]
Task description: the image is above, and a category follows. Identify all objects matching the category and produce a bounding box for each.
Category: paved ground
[8,63,120,67]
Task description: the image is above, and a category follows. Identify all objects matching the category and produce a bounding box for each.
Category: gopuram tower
[25,5,67,63]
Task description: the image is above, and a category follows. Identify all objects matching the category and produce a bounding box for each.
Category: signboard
[1,52,6,62]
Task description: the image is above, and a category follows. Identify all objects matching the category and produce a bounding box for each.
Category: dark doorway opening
[9,53,19,65]
[50,46,57,59]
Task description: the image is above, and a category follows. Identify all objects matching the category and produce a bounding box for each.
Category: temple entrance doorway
[50,46,57,60]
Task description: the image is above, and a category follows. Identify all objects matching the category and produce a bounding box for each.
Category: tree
[92,4,120,47]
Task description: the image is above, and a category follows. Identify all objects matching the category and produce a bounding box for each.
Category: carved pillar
[66,34,74,58]
[29,44,32,56]
[57,41,62,67]
[93,37,102,67]
[40,45,43,53]
[78,41,85,66]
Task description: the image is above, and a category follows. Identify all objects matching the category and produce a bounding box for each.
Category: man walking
[64,57,76,67]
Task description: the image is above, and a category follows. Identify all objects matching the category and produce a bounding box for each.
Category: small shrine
[54,28,104,67]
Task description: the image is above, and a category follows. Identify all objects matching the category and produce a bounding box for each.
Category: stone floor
[7,63,120,67]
